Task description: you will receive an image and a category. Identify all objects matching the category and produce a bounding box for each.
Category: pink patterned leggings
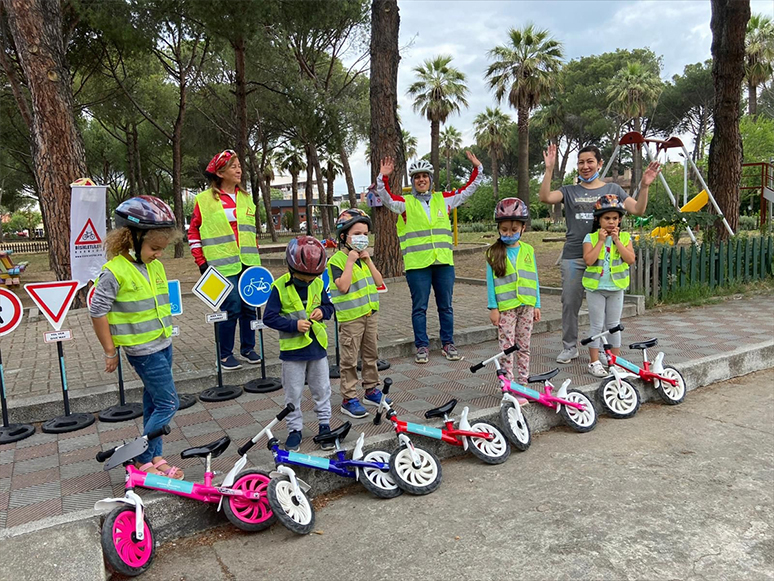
[497,305,534,385]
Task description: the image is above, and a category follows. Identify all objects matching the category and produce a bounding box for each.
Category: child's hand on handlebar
[489,309,500,327]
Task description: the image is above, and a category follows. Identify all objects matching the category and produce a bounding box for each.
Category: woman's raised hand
[465,150,481,167]
[642,161,661,187]
[380,156,395,177]
[543,143,557,171]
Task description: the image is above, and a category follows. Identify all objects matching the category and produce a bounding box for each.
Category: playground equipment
[601,132,734,243]
[0,251,28,287]
[647,190,710,245]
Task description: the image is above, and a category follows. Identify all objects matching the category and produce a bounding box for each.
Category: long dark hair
[579,145,602,162]
[486,239,509,278]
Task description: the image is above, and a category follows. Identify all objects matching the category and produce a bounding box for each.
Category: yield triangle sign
[74,218,102,245]
[24,280,79,331]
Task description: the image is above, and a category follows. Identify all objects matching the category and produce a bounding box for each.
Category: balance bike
[581,324,687,419]
[469,344,597,451]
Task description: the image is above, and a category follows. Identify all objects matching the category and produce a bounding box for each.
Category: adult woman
[377,151,482,363]
[188,149,262,370]
[539,143,659,364]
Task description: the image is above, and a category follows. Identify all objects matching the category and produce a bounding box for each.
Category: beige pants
[339,312,380,400]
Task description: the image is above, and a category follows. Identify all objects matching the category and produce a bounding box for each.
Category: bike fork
[398,433,421,467]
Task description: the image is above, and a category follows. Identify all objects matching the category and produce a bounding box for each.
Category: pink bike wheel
[223,469,276,532]
[101,506,155,576]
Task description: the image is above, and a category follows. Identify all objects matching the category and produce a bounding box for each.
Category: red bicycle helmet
[286,236,327,275]
[115,196,175,230]
[494,197,529,223]
[335,208,372,234]
[593,194,626,217]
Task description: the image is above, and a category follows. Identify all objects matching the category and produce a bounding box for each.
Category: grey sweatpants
[281,358,332,432]
[560,258,587,350]
[585,289,624,349]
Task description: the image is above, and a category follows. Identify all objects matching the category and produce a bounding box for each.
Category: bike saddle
[629,338,658,350]
[180,435,231,460]
[527,368,560,383]
[313,421,351,445]
[424,399,457,419]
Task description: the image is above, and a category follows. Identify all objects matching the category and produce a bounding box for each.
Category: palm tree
[486,24,564,207]
[407,55,469,186]
[745,13,774,117]
[276,142,306,231]
[321,150,343,231]
[474,108,512,201]
[402,129,418,187]
[606,61,663,192]
[439,126,463,190]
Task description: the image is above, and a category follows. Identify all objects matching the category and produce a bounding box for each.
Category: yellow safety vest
[196,188,261,276]
[493,243,539,311]
[582,231,631,291]
[396,193,453,270]
[327,250,379,322]
[272,273,328,351]
[101,255,173,346]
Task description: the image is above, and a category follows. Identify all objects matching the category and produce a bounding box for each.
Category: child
[263,236,334,451]
[486,198,542,395]
[328,209,391,419]
[582,195,636,377]
[90,196,184,479]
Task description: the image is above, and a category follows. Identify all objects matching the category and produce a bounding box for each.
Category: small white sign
[44,329,73,343]
[206,311,228,323]
[171,325,180,337]
[250,319,267,330]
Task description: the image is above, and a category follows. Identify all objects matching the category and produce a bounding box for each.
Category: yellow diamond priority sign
[192,266,234,311]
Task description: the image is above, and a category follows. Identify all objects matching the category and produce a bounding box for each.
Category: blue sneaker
[340,398,368,419]
[220,355,242,371]
[285,430,302,451]
[363,388,391,408]
[241,350,261,364]
[317,424,335,451]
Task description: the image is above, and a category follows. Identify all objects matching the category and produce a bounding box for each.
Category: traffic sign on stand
[321,269,331,297]
[168,280,183,316]
[86,285,96,307]
[0,288,35,443]
[238,266,273,307]
[192,267,233,312]
[24,280,79,331]
[0,288,23,337]
[74,218,103,245]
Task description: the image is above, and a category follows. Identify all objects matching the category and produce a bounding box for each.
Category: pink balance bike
[93,405,294,576]
[581,324,686,419]
[469,344,597,451]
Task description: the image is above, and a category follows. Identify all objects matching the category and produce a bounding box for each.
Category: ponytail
[486,238,509,278]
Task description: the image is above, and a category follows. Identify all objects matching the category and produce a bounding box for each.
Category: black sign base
[357,359,391,372]
[98,402,143,423]
[244,377,282,393]
[42,412,95,434]
[328,364,340,379]
[199,385,243,402]
[178,393,197,410]
[0,423,35,444]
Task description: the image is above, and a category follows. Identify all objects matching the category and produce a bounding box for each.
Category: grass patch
[646,277,774,309]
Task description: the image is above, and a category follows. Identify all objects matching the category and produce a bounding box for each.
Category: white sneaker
[588,361,608,378]
[556,347,579,364]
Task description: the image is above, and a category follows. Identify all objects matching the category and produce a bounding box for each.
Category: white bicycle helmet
[408,159,434,178]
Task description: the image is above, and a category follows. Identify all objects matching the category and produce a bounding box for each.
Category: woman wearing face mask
[327,209,390,419]
[377,151,483,364]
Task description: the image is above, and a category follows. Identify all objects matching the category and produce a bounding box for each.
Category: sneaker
[415,347,429,364]
[363,388,391,408]
[556,347,579,364]
[588,360,608,378]
[220,355,242,371]
[285,430,302,452]
[442,343,461,361]
[241,350,261,364]
[317,424,335,451]
[341,397,368,418]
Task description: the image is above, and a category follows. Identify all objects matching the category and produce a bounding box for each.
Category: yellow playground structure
[647,189,709,245]
[0,250,28,287]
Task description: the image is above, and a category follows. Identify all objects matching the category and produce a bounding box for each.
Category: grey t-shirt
[559,182,629,259]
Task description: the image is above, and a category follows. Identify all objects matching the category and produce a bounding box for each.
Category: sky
[333,0,773,195]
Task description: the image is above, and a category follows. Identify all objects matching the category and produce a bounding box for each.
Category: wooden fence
[629,236,774,301]
[0,240,49,254]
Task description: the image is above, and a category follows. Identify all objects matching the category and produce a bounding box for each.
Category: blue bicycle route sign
[238,266,274,307]
[167,280,183,316]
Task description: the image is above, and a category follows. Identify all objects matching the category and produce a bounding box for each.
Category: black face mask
[292,277,312,288]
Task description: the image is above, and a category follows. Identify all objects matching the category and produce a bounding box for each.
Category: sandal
[137,461,164,476]
[152,457,185,480]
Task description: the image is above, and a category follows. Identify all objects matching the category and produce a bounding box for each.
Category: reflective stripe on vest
[582,231,631,290]
[271,273,328,351]
[196,188,261,276]
[396,194,454,270]
[102,255,173,346]
[493,243,538,311]
[327,251,379,322]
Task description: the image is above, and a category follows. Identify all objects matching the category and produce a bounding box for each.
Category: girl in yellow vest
[328,209,392,419]
[90,196,185,479]
[188,149,262,371]
[582,195,635,378]
[485,199,541,396]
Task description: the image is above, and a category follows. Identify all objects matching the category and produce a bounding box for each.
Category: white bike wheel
[467,422,511,464]
[657,365,686,405]
[360,450,402,499]
[559,389,597,432]
[267,478,314,535]
[500,403,531,451]
[597,378,640,419]
[389,445,442,495]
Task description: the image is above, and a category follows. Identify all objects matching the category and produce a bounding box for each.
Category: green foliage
[739,215,758,231]
[281,210,295,230]
[530,218,547,231]
[740,115,774,163]
[457,222,495,233]
[547,222,567,232]
[3,210,41,234]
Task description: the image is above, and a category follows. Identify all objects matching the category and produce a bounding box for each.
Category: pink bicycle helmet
[286,236,327,275]
[494,197,529,223]
[115,196,175,229]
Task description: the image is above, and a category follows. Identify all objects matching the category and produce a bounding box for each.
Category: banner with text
[70,185,107,289]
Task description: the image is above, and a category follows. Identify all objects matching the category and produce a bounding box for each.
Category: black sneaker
[220,355,242,371]
[241,350,261,364]
[318,424,335,451]
[285,430,302,451]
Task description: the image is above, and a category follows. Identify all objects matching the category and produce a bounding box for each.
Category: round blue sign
[238,266,274,307]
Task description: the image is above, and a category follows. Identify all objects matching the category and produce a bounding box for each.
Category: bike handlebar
[96,425,170,463]
[276,403,295,422]
[373,379,392,425]
[580,324,625,346]
[237,403,295,456]
[469,344,519,373]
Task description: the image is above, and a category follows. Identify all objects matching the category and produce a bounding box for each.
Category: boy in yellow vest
[328,209,391,419]
[263,236,334,451]
[90,196,184,479]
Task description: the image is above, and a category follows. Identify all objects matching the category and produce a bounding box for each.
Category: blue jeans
[219,274,256,359]
[126,345,179,464]
[405,264,455,349]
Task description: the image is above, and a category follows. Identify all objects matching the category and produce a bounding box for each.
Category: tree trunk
[171,131,185,257]
[291,170,300,231]
[309,144,329,237]
[631,116,643,196]
[132,123,143,196]
[125,127,137,197]
[326,170,335,230]
[3,0,87,282]
[516,104,530,218]
[430,118,441,188]
[747,78,757,118]
[247,151,263,233]
[304,146,314,236]
[258,173,277,242]
[491,151,499,202]
[708,0,750,240]
[339,144,358,208]
[370,0,404,278]
[232,35,248,164]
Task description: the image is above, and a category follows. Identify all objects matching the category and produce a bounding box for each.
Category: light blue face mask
[578,170,600,183]
[500,233,521,245]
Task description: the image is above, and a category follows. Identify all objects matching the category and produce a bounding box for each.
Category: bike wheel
[101,506,155,577]
[223,469,276,532]
[559,389,597,433]
[657,365,686,405]
[499,403,531,451]
[267,478,315,535]
[467,422,511,465]
[359,450,403,499]
[597,377,640,419]
[389,444,442,495]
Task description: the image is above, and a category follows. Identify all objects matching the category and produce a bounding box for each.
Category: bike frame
[388,406,494,451]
